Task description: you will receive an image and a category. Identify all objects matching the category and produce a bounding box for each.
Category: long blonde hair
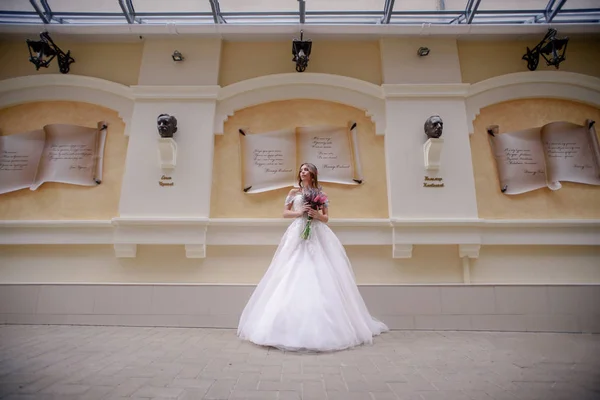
[297,163,320,189]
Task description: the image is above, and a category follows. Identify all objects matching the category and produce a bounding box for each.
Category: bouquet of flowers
[300,188,328,240]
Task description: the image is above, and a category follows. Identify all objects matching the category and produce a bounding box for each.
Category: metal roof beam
[28,0,50,24]
[299,0,306,24]
[40,0,53,18]
[381,0,395,24]
[118,0,137,24]
[545,0,567,22]
[40,0,65,23]
[465,0,482,24]
[209,0,226,23]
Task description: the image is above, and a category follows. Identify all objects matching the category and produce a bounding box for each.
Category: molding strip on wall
[1,218,598,259]
[3,71,598,139]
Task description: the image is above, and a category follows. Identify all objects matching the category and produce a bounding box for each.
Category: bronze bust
[424,115,443,139]
[157,114,178,138]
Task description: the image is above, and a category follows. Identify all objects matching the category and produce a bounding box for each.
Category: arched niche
[0,100,128,220]
[470,97,600,220]
[0,74,134,136]
[466,71,600,134]
[214,73,386,136]
[210,99,388,219]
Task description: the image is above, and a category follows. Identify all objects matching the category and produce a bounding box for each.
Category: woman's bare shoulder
[288,188,301,196]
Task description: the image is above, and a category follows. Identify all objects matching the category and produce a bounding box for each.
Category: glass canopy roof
[0,0,598,26]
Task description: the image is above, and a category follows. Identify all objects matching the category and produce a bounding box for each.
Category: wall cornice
[131,85,220,100]
[1,23,597,38]
[383,83,470,98]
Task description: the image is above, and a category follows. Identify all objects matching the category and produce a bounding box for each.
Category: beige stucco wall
[471,98,600,219]
[210,99,388,218]
[1,38,381,87]
[0,101,127,220]
[458,37,600,84]
[219,40,382,86]
[0,40,143,86]
[1,244,599,284]
[3,36,597,88]
[0,36,598,287]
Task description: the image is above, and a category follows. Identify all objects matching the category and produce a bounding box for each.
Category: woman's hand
[307,207,321,221]
[290,203,309,218]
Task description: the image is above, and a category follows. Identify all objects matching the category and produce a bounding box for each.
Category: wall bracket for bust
[423,138,444,170]
[157,138,177,169]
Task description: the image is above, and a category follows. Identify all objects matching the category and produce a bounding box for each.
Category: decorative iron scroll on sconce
[423,115,444,171]
[26,31,75,74]
[522,28,569,71]
[292,30,312,73]
[157,114,178,169]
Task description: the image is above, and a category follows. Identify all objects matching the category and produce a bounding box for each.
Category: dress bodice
[289,193,305,213]
[285,191,328,215]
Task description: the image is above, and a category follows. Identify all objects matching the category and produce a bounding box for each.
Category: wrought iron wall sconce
[522,28,569,71]
[26,31,75,74]
[172,50,184,62]
[292,30,312,73]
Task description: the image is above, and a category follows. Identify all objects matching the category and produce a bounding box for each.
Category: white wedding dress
[237,192,388,352]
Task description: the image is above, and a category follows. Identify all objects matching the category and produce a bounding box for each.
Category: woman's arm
[283,189,303,218]
[318,206,329,223]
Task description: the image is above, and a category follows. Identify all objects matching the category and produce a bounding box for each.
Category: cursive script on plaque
[69,165,91,171]
[253,149,285,169]
[0,150,29,171]
[323,164,350,171]
[524,169,545,176]
[317,151,337,160]
[545,141,581,159]
[49,144,93,161]
[504,148,537,165]
[312,136,333,149]
[265,168,293,174]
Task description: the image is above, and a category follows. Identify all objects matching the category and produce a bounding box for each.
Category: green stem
[301,216,312,240]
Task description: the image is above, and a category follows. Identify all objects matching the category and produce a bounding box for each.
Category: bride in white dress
[237,163,388,352]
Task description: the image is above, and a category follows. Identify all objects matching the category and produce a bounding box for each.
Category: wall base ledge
[1,218,598,258]
[1,284,598,333]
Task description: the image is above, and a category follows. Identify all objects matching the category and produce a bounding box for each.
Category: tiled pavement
[0,325,599,400]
